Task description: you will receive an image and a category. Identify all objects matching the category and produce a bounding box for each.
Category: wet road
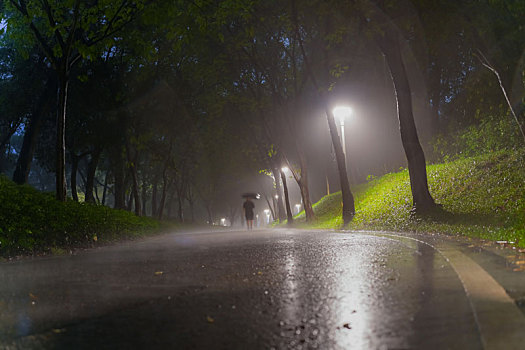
[0,228,524,349]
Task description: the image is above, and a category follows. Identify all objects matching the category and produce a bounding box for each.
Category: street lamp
[264,209,270,224]
[332,106,353,160]
[295,204,301,215]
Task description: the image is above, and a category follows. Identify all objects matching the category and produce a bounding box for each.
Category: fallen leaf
[52,328,66,334]
[206,316,214,323]
[29,293,37,300]
[343,323,351,329]
[154,271,164,276]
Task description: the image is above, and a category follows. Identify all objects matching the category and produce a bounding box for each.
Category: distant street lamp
[264,209,270,224]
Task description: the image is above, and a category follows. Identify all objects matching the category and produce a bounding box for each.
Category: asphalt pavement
[1,228,524,349]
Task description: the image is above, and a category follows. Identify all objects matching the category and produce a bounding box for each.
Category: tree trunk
[177,195,184,222]
[378,32,436,211]
[130,164,141,216]
[70,152,80,202]
[325,106,355,223]
[55,68,68,201]
[264,194,275,222]
[151,178,158,217]
[175,176,185,222]
[167,190,175,219]
[113,153,126,209]
[101,170,109,206]
[272,167,286,221]
[141,178,148,216]
[280,170,293,225]
[127,190,134,212]
[85,146,103,203]
[290,150,315,221]
[13,78,54,185]
[126,142,141,216]
[94,182,100,204]
[187,184,195,223]
[206,205,213,225]
[157,176,169,220]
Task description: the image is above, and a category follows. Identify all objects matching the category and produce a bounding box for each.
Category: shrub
[432,115,522,161]
[0,176,159,256]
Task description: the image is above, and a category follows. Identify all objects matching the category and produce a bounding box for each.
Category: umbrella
[242,192,260,199]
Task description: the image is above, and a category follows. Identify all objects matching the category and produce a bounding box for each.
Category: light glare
[333,106,353,120]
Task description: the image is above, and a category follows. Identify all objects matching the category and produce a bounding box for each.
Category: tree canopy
[0,0,523,224]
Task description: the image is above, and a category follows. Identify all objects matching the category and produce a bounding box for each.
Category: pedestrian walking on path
[243,197,255,230]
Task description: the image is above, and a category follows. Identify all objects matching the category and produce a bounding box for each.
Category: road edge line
[354,231,525,350]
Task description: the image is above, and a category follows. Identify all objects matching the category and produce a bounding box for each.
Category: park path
[1,228,524,349]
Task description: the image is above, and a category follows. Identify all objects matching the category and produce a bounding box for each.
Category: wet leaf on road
[206,315,215,323]
[29,293,37,300]
[343,323,351,329]
[154,271,164,276]
[52,328,66,334]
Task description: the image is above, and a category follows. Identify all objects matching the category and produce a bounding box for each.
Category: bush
[0,176,159,256]
[432,115,522,161]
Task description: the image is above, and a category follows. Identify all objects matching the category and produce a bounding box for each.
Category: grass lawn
[292,149,525,246]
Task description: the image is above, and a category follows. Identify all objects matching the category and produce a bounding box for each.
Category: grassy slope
[297,149,525,246]
[0,176,160,256]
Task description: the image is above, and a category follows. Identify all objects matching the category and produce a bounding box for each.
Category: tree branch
[41,0,66,50]
[474,49,525,144]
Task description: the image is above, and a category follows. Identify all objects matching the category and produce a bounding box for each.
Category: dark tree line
[0,0,522,224]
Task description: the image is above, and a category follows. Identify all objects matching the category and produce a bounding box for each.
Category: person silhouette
[243,197,255,230]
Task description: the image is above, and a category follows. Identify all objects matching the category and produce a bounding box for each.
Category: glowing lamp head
[333,106,353,124]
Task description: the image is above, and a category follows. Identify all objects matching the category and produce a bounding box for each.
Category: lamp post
[333,106,352,161]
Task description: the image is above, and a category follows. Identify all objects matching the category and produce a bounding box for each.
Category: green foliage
[432,115,523,161]
[0,176,159,257]
[307,149,525,246]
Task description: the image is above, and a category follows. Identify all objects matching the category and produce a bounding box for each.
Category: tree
[356,0,436,211]
[4,0,146,201]
[291,0,356,224]
[377,29,436,210]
